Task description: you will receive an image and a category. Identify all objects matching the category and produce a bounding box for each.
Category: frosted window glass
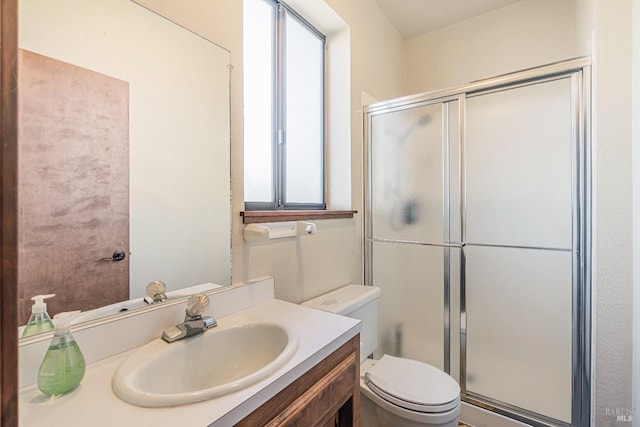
[243,0,274,203]
[465,245,572,423]
[284,12,324,204]
[465,79,573,248]
[370,104,444,243]
[372,242,445,369]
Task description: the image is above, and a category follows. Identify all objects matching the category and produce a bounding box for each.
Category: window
[243,0,326,210]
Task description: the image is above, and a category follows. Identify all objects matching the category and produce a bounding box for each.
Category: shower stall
[363,58,591,427]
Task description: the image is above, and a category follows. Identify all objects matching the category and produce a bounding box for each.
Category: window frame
[244,0,327,211]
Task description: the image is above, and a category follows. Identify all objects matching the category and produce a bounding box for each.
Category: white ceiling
[373,0,524,39]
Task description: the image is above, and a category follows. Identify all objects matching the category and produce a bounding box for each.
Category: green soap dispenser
[37,311,86,397]
[21,294,56,338]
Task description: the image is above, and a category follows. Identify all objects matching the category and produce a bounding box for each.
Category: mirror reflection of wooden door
[17,49,130,324]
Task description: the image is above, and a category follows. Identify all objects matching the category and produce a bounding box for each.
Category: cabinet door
[235,336,359,427]
[465,78,573,249]
[265,354,356,427]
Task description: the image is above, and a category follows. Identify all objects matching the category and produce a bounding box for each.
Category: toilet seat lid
[364,355,460,413]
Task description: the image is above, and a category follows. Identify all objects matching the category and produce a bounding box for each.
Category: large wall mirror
[17,0,231,338]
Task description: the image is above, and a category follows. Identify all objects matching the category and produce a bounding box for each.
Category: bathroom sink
[112,320,298,407]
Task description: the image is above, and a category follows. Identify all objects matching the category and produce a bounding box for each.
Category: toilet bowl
[302,285,461,427]
[360,357,460,427]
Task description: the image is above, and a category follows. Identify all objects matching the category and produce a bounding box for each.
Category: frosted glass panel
[285,12,324,204]
[371,103,444,243]
[465,245,572,423]
[243,0,274,203]
[465,79,573,249]
[372,242,444,369]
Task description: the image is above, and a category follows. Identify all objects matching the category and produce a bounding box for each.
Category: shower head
[417,114,431,127]
[396,113,432,145]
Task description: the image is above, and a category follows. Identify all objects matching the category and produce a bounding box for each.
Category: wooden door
[17,49,130,324]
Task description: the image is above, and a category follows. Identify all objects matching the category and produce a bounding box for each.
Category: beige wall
[634,0,640,419]
[400,0,636,422]
[229,0,405,303]
[131,0,401,303]
[198,1,640,424]
[575,0,596,55]
[400,1,636,422]
[137,0,639,422]
[578,0,635,425]
[404,0,575,93]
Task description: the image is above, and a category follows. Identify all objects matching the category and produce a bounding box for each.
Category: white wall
[404,0,576,93]
[575,0,596,56]
[67,1,638,424]
[634,0,640,421]
[574,0,637,424]
[401,0,636,424]
[135,1,640,425]
[233,0,405,303]
[573,0,635,425]
[134,0,404,303]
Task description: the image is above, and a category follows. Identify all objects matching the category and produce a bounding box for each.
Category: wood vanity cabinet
[235,334,360,427]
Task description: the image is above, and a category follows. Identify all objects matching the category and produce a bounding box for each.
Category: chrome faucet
[161,294,217,343]
[144,280,168,305]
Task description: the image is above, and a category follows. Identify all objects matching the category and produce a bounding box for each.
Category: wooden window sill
[241,210,357,224]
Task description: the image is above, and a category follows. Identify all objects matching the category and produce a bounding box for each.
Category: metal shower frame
[363,57,592,427]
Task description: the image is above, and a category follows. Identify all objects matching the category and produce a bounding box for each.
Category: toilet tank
[302,285,380,363]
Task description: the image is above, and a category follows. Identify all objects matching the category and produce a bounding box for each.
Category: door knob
[99,250,127,262]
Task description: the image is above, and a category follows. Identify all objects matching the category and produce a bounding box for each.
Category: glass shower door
[365,60,589,427]
[367,100,460,370]
[463,77,576,424]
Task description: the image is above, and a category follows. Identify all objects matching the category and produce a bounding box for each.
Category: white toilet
[303,285,460,427]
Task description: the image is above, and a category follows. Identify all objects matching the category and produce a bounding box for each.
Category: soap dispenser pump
[21,294,56,338]
[37,311,86,397]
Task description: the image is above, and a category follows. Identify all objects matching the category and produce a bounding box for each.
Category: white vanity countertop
[19,299,360,427]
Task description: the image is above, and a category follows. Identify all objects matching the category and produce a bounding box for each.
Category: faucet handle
[145,280,167,303]
[162,295,216,343]
[185,294,210,319]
